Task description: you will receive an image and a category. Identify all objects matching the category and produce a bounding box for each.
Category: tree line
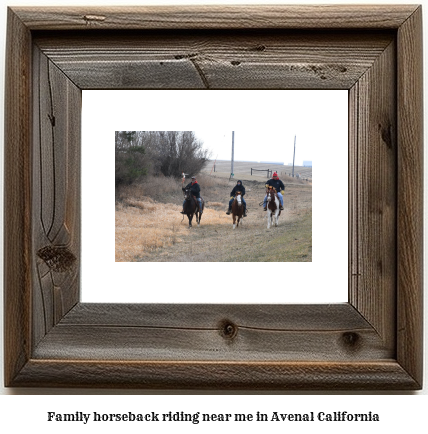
[115,131,211,188]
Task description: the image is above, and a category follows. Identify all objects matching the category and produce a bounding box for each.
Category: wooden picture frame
[4,5,423,389]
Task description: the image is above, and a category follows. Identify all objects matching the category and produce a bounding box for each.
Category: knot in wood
[341,332,361,350]
[219,320,238,340]
[37,245,76,272]
[378,122,393,149]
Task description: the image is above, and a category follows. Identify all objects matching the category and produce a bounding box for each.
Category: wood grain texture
[349,40,396,350]
[396,6,423,387]
[4,5,423,390]
[33,304,391,362]
[12,361,419,390]
[32,47,81,347]
[61,303,370,329]
[34,31,393,90]
[4,8,32,387]
[11,5,419,30]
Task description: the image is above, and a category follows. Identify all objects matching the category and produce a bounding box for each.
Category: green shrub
[115,132,149,187]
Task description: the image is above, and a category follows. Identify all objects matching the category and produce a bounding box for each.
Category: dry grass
[116,193,231,262]
[116,175,182,202]
[195,173,229,188]
[116,172,312,262]
[206,201,224,208]
[203,160,312,181]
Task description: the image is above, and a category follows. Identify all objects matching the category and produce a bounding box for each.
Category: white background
[82,90,348,303]
[0,0,427,430]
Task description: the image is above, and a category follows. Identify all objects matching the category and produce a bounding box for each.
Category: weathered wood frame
[4,5,423,389]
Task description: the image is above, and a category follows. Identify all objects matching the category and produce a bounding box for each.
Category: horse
[266,187,281,229]
[231,191,244,229]
[182,187,204,228]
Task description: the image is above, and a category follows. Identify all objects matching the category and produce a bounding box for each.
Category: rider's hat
[273,171,278,177]
[191,176,196,179]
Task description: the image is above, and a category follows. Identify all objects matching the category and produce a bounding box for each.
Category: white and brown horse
[266,187,281,229]
[231,191,244,229]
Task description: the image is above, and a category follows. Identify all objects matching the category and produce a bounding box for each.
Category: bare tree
[115,131,210,187]
[139,131,211,178]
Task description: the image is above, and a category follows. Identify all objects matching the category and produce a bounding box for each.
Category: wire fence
[251,168,272,178]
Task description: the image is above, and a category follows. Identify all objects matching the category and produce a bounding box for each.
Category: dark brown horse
[182,187,204,228]
[231,191,244,229]
[266,187,281,229]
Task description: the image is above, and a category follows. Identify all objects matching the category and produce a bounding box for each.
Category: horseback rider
[263,172,285,211]
[226,180,247,217]
[181,176,203,214]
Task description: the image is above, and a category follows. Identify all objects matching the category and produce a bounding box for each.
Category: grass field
[203,160,312,182]
[115,194,232,262]
[116,164,312,262]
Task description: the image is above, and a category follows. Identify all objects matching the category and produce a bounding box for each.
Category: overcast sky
[84,89,348,166]
[195,129,309,165]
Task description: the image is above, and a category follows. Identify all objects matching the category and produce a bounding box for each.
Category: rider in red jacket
[263,172,285,211]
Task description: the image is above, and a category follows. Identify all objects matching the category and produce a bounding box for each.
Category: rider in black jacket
[263,172,285,211]
[181,176,203,214]
[226,180,247,217]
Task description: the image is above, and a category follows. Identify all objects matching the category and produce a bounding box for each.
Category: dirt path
[141,180,312,262]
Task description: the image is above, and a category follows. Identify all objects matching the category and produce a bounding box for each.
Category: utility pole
[210,154,218,175]
[231,131,235,179]
[292,135,296,177]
